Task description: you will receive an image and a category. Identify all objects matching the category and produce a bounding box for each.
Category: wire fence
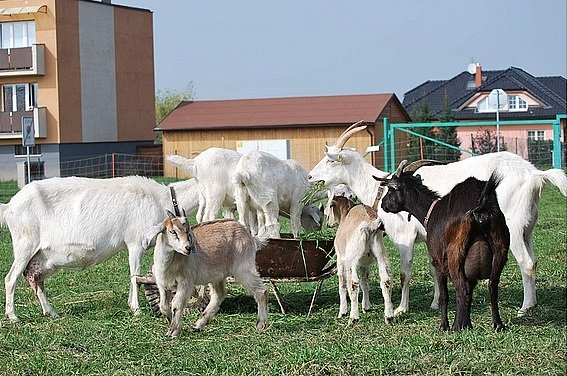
[395,135,561,169]
[0,153,165,203]
[60,153,164,178]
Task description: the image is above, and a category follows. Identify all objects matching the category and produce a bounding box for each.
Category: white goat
[308,122,567,316]
[167,147,242,222]
[328,195,393,324]
[233,150,323,238]
[0,175,199,322]
[148,215,268,337]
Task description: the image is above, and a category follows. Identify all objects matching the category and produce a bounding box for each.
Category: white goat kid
[167,147,242,222]
[148,215,268,337]
[0,175,199,322]
[233,150,323,238]
[328,196,394,324]
[308,122,567,316]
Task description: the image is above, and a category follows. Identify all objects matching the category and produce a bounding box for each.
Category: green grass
[0,185,565,375]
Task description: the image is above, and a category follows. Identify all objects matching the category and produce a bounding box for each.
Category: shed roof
[156,93,402,131]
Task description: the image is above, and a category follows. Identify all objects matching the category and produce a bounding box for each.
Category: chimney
[475,63,482,88]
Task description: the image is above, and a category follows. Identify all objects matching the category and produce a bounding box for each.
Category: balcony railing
[0,44,45,77]
[0,107,47,139]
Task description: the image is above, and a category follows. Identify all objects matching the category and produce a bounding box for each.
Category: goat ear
[143,222,166,250]
[187,228,198,254]
[325,149,343,162]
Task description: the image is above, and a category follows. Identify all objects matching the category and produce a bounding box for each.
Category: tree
[407,101,433,161]
[154,83,195,143]
[471,129,507,154]
[431,95,461,162]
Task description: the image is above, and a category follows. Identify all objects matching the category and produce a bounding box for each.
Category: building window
[508,95,528,111]
[1,83,37,112]
[476,97,493,113]
[0,21,36,49]
[527,130,545,141]
[15,144,41,156]
[236,139,290,160]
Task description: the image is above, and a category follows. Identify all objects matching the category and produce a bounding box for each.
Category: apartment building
[0,0,155,181]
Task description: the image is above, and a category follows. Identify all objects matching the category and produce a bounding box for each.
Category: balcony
[0,107,47,140]
[0,44,45,77]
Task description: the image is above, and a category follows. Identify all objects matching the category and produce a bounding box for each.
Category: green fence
[382,114,565,172]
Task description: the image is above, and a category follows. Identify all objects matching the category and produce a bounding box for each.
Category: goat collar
[423,199,440,230]
[372,185,385,210]
[169,186,181,217]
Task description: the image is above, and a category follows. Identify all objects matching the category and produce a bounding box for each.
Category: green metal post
[383,118,389,171]
[552,116,562,168]
[389,124,396,172]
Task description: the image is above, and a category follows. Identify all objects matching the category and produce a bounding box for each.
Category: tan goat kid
[148,212,268,337]
[328,196,394,324]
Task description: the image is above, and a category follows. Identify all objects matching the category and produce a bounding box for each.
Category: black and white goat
[375,161,510,331]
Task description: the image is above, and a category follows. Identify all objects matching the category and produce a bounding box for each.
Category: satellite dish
[467,63,477,74]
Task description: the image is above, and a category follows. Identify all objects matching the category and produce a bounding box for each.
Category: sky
[113,0,567,102]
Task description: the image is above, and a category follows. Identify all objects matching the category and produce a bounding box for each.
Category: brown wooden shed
[156,93,410,178]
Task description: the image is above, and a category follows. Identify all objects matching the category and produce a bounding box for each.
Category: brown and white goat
[328,196,394,324]
[375,161,510,331]
[147,212,268,337]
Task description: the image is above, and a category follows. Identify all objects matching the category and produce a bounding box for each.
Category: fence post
[383,118,389,172]
[389,123,396,173]
[552,116,561,168]
[111,153,115,178]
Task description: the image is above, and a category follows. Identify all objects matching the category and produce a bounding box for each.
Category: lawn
[0,184,565,375]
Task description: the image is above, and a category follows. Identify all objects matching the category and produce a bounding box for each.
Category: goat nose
[185,245,191,252]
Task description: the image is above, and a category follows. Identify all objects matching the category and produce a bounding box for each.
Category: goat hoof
[394,307,407,317]
[516,306,535,317]
[385,316,394,325]
[6,316,20,324]
[167,328,181,337]
[192,326,203,332]
[494,323,506,332]
[348,318,359,326]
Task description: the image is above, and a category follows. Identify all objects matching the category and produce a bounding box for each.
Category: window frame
[0,21,36,49]
[527,130,545,141]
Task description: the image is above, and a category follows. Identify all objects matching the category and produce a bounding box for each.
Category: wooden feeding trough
[257,236,336,316]
[138,236,336,317]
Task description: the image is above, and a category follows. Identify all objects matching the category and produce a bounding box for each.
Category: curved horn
[402,159,444,173]
[334,120,367,149]
[394,160,409,177]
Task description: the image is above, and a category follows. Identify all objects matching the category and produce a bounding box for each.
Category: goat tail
[252,232,269,253]
[0,203,8,227]
[535,168,567,197]
[232,169,251,187]
[470,172,502,225]
[166,154,196,174]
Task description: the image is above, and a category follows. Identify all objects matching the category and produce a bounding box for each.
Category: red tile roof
[156,93,398,131]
